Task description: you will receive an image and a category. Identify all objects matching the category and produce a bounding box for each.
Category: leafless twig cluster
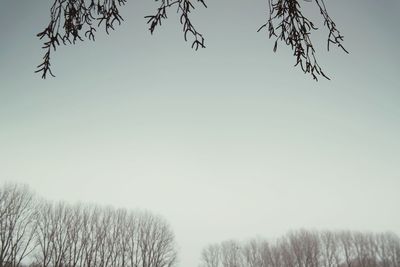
[145,0,207,50]
[200,230,400,267]
[36,0,207,79]
[0,183,177,267]
[258,0,348,80]
[36,0,347,80]
[36,0,127,79]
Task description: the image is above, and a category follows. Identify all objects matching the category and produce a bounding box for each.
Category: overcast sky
[1,0,400,266]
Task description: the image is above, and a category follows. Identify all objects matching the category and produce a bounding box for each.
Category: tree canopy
[36,0,348,80]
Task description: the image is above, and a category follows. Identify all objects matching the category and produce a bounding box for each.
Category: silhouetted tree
[320,231,339,267]
[242,240,262,267]
[220,240,244,267]
[200,244,220,267]
[0,184,37,267]
[36,0,348,80]
[0,183,178,267]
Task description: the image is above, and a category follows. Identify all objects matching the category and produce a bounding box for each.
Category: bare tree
[137,212,177,267]
[242,239,262,267]
[95,207,113,267]
[81,206,102,267]
[125,211,142,267]
[200,244,220,267]
[351,231,380,267]
[51,203,72,267]
[384,233,400,267]
[34,201,54,267]
[320,231,339,267]
[36,0,347,80]
[257,240,273,267]
[287,230,308,267]
[277,237,295,267]
[220,240,243,267]
[200,230,400,267]
[304,231,320,267]
[34,201,71,267]
[269,242,283,267]
[0,184,37,267]
[337,231,356,267]
[285,230,320,267]
[64,204,84,267]
[0,184,179,267]
[111,208,129,267]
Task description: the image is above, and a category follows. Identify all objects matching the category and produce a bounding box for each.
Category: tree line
[200,230,400,267]
[0,183,177,267]
[2,183,399,267]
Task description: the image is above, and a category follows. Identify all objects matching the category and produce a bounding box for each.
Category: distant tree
[200,244,220,267]
[338,231,356,267]
[220,240,243,267]
[34,201,60,267]
[137,211,177,267]
[320,231,339,267]
[277,237,296,267]
[199,230,400,267]
[286,230,321,267]
[36,0,348,80]
[242,240,262,267]
[268,242,283,267]
[64,204,84,267]
[32,205,178,267]
[0,184,37,267]
[0,183,177,267]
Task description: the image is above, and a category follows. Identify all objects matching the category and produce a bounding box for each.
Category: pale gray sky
[1,0,400,266]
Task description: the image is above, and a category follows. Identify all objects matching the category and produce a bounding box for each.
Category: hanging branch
[314,0,348,53]
[145,0,207,50]
[36,0,127,79]
[36,0,346,80]
[258,0,348,81]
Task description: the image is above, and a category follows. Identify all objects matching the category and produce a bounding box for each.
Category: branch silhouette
[36,0,127,79]
[36,0,347,80]
[258,0,348,80]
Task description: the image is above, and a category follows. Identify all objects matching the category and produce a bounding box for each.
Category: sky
[1,0,400,266]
